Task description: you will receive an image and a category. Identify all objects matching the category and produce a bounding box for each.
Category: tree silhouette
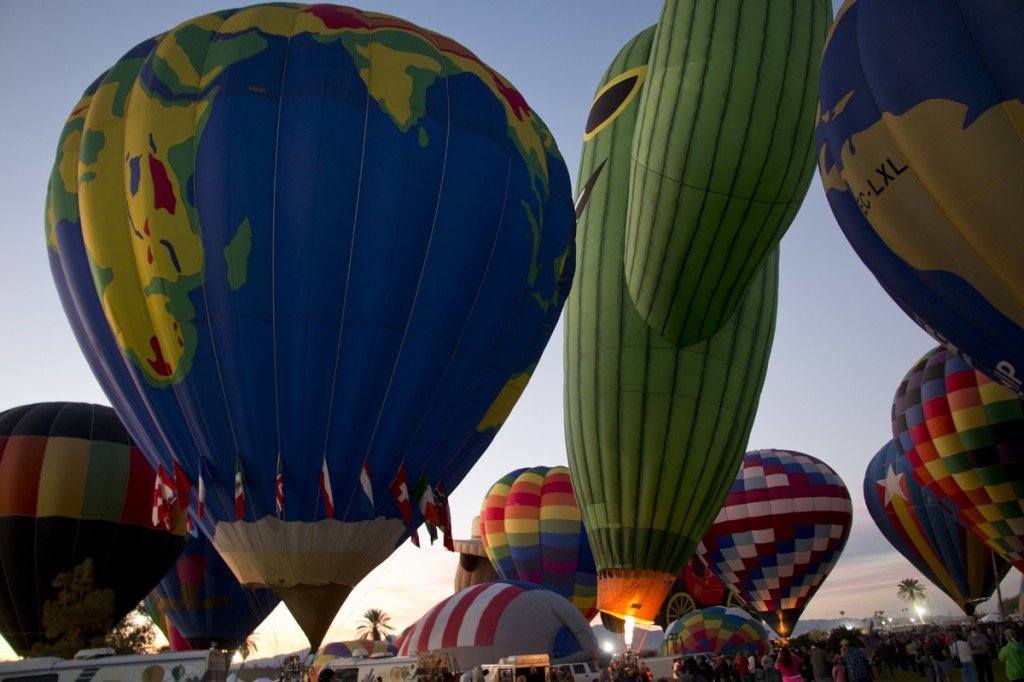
[897,578,926,606]
[356,609,394,642]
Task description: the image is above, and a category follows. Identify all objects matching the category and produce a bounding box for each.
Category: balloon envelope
[322,639,397,658]
[864,440,1010,616]
[46,4,574,650]
[891,346,1024,571]
[480,466,597,620]
[396,581,598,670]
[565,24,779,624]
[149,532,280,650]
[661,606,769,657]
[0,403,187,655]
[697,449,852,637]
[624,0,829,345]
[817,0,1024,397]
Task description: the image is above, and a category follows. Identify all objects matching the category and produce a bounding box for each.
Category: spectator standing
[968,628,993,682]
[952,631,976,682]
[762,652,777,682]
[737,653,752,682]
[775,647,803,682]
[999,630,1024,682]
[841,642,871,682]
[811,644,832,682]
[832,656,846,682]
[926,632,953,682]
[698,658,715,682]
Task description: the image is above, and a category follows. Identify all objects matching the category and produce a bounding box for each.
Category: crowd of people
[648,621,1024,682]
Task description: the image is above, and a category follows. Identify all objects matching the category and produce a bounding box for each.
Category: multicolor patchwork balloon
[817,0,1024,397]
[661,606,769,656]
[697,449,852,636]
[864,440,1010,616]
[480,466,597,620]
[0,403,187,655]
[46,4,574,651]
[891,346,1024,571]
[396,581,598,669]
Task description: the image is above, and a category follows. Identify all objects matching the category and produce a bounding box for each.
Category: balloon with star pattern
[864,440,1010,616]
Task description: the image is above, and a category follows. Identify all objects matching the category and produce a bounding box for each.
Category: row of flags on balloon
[150,457,456,550]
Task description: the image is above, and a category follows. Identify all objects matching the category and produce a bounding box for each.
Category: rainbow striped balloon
[480,467,597,620]
[661,606,769,656]
[892,346,1024,571]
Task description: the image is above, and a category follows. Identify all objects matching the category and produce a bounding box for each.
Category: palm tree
[897,578,926,606]
[356,608,394,642]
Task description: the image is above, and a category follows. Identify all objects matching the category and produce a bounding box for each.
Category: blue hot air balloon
[45,5,575,650]
[817,0,1024,396]
[864,440,1011,616]
[148,533,280,650]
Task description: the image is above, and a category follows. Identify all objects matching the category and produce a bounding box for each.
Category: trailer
[0,648,229,682]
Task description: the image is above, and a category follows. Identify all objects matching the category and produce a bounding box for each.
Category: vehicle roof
[0,651,211,674]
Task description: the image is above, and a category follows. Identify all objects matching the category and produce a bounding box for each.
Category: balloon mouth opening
[596,568,675,624]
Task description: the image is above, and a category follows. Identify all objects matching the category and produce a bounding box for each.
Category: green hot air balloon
[623,0,829,345]
[564,23,779,624]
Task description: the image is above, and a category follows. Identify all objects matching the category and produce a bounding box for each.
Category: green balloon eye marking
[583,65,647,141]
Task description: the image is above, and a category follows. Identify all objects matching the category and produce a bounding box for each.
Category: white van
[547,661,600,682]
[0,649,229,682]
[324,655,421,682]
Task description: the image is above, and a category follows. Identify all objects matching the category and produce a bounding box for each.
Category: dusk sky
[0,0,1018,662]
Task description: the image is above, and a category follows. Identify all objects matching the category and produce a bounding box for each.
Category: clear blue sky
[0,0,1016,660]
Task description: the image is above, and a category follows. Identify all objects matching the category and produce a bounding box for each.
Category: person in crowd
[811,643,832,682]
[926,630,954,682]
[841,641,871,682]
[832,655,846,682]
[714,655,729,682]
[674,659,683,682]
[968,627,994,682]
[762,651,777,682]
[799,649,813,681]
[952,630,976,682]
[698,657,715,682]
[775,646,802,682]
[999,629,1024,682]
[737,652,751,682]
[684,657,708,682]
